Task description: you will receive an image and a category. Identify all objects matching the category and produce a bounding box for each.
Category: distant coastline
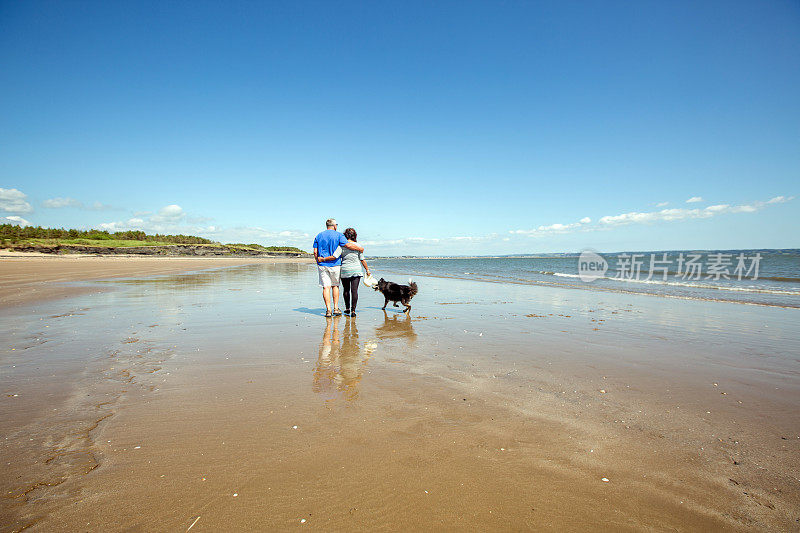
[0,223,311,258]
[2,242,310,258]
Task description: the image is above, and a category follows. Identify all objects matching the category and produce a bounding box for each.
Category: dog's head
[376,277,388,291]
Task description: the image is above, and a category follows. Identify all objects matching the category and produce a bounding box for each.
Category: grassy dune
[0,225,307,254]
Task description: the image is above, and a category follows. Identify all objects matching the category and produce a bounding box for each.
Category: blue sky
[1,0,798,255]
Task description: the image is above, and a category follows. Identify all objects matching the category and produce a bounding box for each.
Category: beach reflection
[313,317,372,403]
[375,310,417,343]
[109,263,311,295]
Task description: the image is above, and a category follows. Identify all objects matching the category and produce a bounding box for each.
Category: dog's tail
[408,280,418,297]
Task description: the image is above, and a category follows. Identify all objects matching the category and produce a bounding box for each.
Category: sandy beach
[1,256,798,531]
[0,252,314,307]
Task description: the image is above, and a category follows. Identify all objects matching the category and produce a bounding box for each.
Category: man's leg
[322,287,332,314]
[332,285,340,312]
[330,266,342,314]
[320,266,333,315]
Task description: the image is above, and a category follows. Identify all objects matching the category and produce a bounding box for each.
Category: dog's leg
[402,300,411,313]
[382,297,388,310]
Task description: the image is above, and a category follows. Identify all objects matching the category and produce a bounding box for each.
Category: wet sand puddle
[0,264,798,531]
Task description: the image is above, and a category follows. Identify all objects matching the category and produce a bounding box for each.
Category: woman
[339,227,370,317]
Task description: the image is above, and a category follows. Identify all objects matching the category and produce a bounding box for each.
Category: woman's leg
[351,276,361,312]
[341,277,352,311]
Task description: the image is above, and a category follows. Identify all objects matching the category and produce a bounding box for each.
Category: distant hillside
[0,224,308,256]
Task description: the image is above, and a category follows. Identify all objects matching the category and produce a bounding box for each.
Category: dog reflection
[313,316,369,402]
[375,310,417,342]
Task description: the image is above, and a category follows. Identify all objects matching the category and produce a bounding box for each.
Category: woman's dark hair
[344,227,357,241]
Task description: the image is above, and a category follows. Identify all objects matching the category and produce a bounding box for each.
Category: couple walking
[313,218,371,318]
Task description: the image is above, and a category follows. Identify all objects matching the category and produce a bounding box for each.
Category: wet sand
[0,252,313,306]
[1,260,798,531]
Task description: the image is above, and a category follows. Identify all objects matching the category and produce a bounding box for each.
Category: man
[313,218,364,317]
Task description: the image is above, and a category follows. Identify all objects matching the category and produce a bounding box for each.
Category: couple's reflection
[313,316,372,402]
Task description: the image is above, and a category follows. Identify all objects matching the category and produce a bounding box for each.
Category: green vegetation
[227,243,306,253]
[0,225,213,245]
[0,224,308,254]
[16,237,190,247]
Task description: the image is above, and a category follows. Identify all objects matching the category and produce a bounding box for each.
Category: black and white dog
[375,278,418,313]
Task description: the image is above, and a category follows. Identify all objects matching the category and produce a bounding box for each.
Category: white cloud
[362,234,496,248]
[43,197,119,211]
[97,216,220,236]
[97,204,205,235]
[215,226,310,246]
[1,215,30,226]
[362,239,406,247]
[96,203,311,248]
[43,197,82,208]
[598,196,791,227]
[655,201,669,208]
[767,195,793,204]
[504,195,793,239]
[88,201,118,211]
[150,204,185,223]
[97,219,141,231]
[539,223,578,232]
[406,237,441,244]
[686,196,703,203]
[510,218,591,236]
[0,188,33,213]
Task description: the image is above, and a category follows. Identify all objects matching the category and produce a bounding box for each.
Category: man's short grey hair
[326,218,337,228]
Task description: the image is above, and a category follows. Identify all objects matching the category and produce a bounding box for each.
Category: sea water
[368,249,800,308]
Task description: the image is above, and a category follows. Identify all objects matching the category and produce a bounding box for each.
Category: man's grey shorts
[318,265,341,287]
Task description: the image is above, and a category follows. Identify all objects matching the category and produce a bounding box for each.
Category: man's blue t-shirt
[313,229,347,266]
